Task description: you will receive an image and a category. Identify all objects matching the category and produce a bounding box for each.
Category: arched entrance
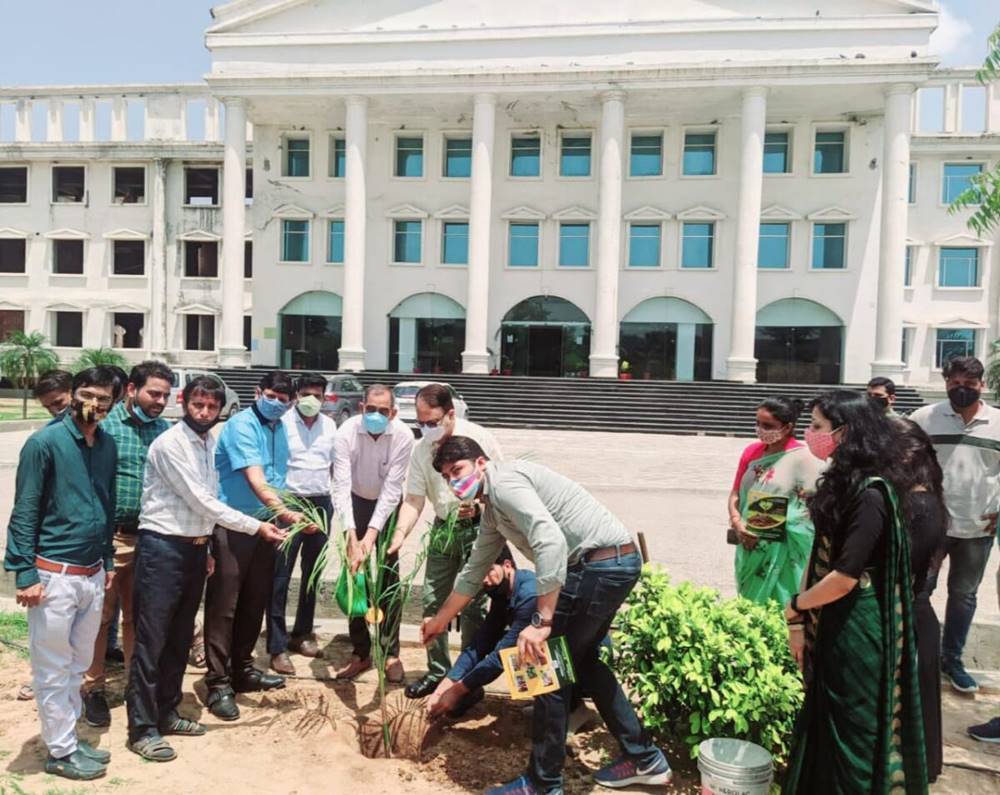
[388,293,466,374]
[500,296,590,377]
[755,298,843,384]
[278,291,342,370]
[619,297,713,380]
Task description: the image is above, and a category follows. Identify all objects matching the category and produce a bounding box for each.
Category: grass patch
[0,610,29,658]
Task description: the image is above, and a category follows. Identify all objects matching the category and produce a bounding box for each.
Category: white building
[0,0,998,385]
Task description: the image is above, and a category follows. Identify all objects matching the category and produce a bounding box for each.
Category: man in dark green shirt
[4,367,119,781]
[81,361,173,729]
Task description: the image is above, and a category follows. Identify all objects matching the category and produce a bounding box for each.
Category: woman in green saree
[728,397,825,606]
[783,390,927,794]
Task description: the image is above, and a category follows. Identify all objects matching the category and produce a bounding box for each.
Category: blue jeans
[923,535,993,663]
[528,550,660,793]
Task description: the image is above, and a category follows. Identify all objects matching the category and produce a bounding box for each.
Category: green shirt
[4,413,118,588]
[100,401,169,524]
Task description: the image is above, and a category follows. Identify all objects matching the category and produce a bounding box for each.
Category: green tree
[0,331,60,419]
[72,347,128,372]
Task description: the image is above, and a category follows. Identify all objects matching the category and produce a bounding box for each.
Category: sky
[0,0,996,85]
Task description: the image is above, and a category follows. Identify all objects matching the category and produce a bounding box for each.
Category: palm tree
[73,347,128,371]
[0,331,60,419]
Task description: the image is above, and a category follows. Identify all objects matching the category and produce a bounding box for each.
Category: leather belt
[581,542,638,564]
[35,557,103,577]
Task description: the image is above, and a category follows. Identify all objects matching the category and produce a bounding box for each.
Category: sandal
[159,715,206,736]
[127,735,177,762]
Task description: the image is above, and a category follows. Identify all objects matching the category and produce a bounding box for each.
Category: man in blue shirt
[203,371,305,721]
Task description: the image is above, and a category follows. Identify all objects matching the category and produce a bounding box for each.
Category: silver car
[162,369,240,421]
[321,373,365,426]
[393,381,469,435]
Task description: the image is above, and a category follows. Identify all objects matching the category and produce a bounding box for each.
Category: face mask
[183,413,219,436]
[485,574,511,601]
[755,425,786,446]
[363,411,389,435]
[870,395,890,410]
[256,396,291,422]
[131,403,157,424]
[419,424,445,444]
[948,386,981,410]
[804,427,840,460]
[449,470,482,501]
[297,395,322,418]
[73,398,109,424]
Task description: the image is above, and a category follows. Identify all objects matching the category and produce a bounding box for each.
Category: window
[683,132,716,176]
[395,136,424,178]
[327,220,345,263]
[814,131,847,174]
[559,223,590,267]
[812,223,847,269]
[282,135,310,177]
[329,136,346,178]
[628,224,661,267]
[113,312,143,349]
[0,309,24,340]
[939,247,979,287]
[184,168,219,206]
[908,162,917,204]
[630,134,662,177]
[112,167,145,204]
[0,167,28,203]
[244,241,253,278]
[904,245,913,287]
[112,240,145,276]
[52,166,85,203]
[444,137,472,178]
[942,163,983,204]
[511,135,541,177]
[281,219,310,262]
[54,311,83,347]
[53,239,84,275]
[243,316,252,351]
[758,223,790,269]
[0,239,26,273]
[184,314,215,352]
[681,223,714,268]
[245,168,253,202]
[393,220,422,263]
[442,221,469,264]
[936,329,976,368]
[560,134,592,177]
[508,223,539,267]
[763,132,790,174]
[184,241,218,277]
[901,327,913,366]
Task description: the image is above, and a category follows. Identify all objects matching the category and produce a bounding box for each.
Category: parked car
[322,373,365,426]
[393,381,469,435]
[163,369,240,421]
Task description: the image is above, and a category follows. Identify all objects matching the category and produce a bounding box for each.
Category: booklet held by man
[499,636,576,700]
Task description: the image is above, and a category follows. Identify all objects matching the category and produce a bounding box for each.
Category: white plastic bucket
[698,738,773,795]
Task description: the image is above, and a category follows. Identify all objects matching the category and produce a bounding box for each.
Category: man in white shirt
[267,374,337,675]
[124,376,284,762]
[332,384,414,681]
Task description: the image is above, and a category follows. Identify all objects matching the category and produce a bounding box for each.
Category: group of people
[726,358,1000,792]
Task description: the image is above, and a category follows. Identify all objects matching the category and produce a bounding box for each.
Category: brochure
[499,636,576,700]
[743,491,789,542]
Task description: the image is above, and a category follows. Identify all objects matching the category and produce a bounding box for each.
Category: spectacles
[76,391,114,407]
[364,405,391,417]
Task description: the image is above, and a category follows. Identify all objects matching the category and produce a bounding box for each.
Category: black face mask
[183,413,220,435]
[870,395,890,410]
[948,386,981,410]
[485,575,512,601]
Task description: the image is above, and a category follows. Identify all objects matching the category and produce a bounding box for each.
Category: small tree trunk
[21,379,28,419]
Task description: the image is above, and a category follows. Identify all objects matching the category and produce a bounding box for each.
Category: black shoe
[206,688,240,721]
[82,690,111,728]
[404,674,440,700]
[233,669,286,693]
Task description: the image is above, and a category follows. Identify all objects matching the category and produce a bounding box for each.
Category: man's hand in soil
[15,583,44,608]
[518,625,551,666]
[421,616,447,645]
[427,679,467,718]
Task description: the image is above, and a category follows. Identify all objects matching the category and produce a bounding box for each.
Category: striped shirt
[100,401,170,524]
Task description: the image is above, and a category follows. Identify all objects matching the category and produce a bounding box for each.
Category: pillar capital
[220,96,247,110]
[473,92,497,107]
[742,86,769,100]
[600,89,627,105]
[345,94,369,109]
[884,82,916,98]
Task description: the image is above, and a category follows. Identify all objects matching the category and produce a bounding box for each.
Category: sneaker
[968,717,1000,743]
[485,775,544,795]
[942,658,979,694]
[82,690,111,727]
[593,752,672,789]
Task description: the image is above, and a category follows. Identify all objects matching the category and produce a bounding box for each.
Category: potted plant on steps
[619,360,632,380]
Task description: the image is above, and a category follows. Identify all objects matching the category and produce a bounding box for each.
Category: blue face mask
[131,403,156,424]
[256,396,290,422]
[363,411,389,435]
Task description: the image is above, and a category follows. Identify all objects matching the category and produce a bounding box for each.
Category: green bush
[608,567,803,763]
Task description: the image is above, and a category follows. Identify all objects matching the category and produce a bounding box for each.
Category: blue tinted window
[327,220,344,263]
[812,223,846,269]
[908,162,916,204]
[681,222,714,268]
[281,219,310,262]
[758,223,789,269]
[285,138,310,177]
[630,134,662,177]
[763,132,789,174]
[330,137,345,178]
[395,137,424,178]
[904,246,913,286]
[508,223,539,267]
[559,223,590,267]
[393,220,422,263]
[942,163,983,203]
[442,222,469,264]
[628,224,661,267]
[560,136,592,177]
[936,329,976,368]
[939,247,979,287]
[814,131,846,174]
[445,138,472,178]
[511,136,541,177]
[683,132,716,176]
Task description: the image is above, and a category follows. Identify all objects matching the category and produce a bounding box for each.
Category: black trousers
[125,530,207,743]
[267,495,330,655]
[204,526,276,690]
[348,494,401,660]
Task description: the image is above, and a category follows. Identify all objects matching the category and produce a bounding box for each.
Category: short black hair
[942,356,984,382]
[758,396,804,426]
[33,369,72,399]
[183,374,226,406]
[867,376,896,396]
[416,383,454,413]
[258,370,296,398]
[495,545,517,569]
[433,435,489,473]
[296,373,328,393]
[364,383,395,407]
[104,366,129,401]
[129,360,175,390]
[72,367,119,393]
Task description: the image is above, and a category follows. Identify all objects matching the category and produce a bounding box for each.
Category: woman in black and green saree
[783,390,927,795]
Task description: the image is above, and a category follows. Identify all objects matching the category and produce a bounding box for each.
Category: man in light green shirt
[389,383,501,700]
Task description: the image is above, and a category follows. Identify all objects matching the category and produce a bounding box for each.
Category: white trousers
[27,568,104,758]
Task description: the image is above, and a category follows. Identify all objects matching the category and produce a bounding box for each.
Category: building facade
[1,0,998,385]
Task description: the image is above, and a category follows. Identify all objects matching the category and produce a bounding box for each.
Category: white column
[462,93,496,373]
[46,99,63,143]
[149,159,169,356]
[14,99,31,142]
[218,98,249,367]
[590,89,626,378]
[988,82,1000,134]
[111,97,128,141]
[338,96,369,372]
[726,87,768,382]
[943,82,961,133]
[871,85,914,379]
[79,98,96,142]
[204,99,221,142]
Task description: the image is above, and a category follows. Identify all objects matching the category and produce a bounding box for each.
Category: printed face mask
[947,386,980,410]
[73,398,109,424]
[449,470,482,501]
[804,427,839,460]
[297,395,322,418]
[256,396,291,422]
[755,425,786,445]
[363,411,389,435]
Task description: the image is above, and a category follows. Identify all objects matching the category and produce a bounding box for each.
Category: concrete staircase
[213,368,924,437]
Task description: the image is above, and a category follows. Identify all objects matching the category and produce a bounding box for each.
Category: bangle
[790,593,801,614]
[788,624,805,632]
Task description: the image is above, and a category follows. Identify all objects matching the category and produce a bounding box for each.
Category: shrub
[607,567,803,764]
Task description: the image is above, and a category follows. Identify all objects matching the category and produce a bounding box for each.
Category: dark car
[322,373,365,426]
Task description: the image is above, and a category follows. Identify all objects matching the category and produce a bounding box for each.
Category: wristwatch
[530,611,552,629]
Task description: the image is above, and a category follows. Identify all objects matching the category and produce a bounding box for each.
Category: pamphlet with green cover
[499,636,576,700]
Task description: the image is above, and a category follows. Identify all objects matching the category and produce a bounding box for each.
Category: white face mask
[419,424,445,443]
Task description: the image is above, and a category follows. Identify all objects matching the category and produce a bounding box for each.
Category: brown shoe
[270,652,295,676]
[385,657,405,684]
[334,655,372,680]
[289,635,321,658]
